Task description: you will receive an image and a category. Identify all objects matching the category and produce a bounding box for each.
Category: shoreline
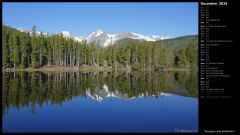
[2,67,192,72]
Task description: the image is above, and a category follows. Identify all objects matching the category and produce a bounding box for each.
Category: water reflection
[2,70,198,116]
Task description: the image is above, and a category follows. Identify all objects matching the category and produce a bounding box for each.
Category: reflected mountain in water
[2,70,197,115]
[86,84,172,101]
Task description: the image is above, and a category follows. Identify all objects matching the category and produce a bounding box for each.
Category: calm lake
[2,70,198,133]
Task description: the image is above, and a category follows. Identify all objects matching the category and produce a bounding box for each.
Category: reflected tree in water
[2,70,197,115]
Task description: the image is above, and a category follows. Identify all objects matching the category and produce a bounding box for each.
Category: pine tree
[139,44,146,69]
[159,48,166,68]
[152,44,159,69]
[31,25,39,68]
[8,33,14,68]
[39,33,47,67]
[145,44,152,67]
[112,45,117,69]
[98,48,105,67]
[2,26,9,68]
[126,47,131,67]
[176,48,189,68]
[89,44,96,66]
[186,43,197,65]
[76,41,82,67]
[19,33,28,68]
[46,36,53,67]
[12,33,20,69]
[58,34,65,66]
[107,45,113,67]
[165,48,175,69]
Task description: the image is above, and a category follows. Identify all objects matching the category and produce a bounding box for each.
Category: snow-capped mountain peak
[16,27,170,47]
[60,31,72,38]
[85,30,170,47]
[87,29,109,45]
[85,83,172,102]
[17,27,26,32]
[88,29,105,38]
[75,36,86,42]
[151,35,161,38]
[107,34,116,38]
[95,29,104,35]
[130,32,156,41]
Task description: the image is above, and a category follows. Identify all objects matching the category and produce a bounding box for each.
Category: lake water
[2,71,198,133]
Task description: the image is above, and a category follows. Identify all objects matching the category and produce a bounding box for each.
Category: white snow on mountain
[53,29,170,47]
[150,35,170,40]
[60,31,72,38]
[85,84,172,102]
[103,38,113,47]
[87,29,105,40]
[74,36,86,42]
[17,27,170,47]
[86,29,109,45]
[86,84,117,101]
[17,28,27,32]
[130,32,156,41]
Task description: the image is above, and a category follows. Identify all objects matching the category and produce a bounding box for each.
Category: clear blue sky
[3,2,198,37]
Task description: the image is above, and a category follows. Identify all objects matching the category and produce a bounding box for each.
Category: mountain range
[16,27,198,49]
[17,28,170,47]
[74,29,170,47]
[86,84,172,102]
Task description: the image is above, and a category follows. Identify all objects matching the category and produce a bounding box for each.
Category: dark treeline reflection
[2,70,197,115]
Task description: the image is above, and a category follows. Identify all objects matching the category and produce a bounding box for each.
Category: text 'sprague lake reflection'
[2,71,198,133]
